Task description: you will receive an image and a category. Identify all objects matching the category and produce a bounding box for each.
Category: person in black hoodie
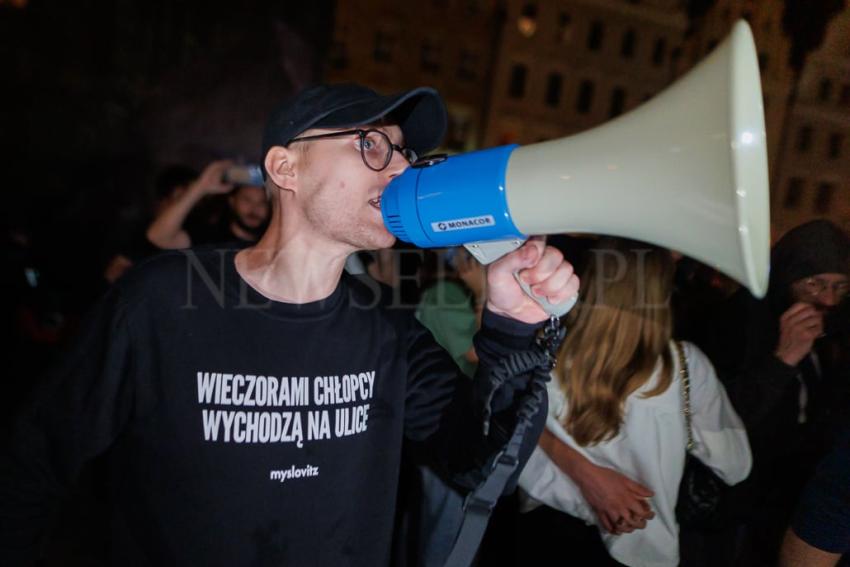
[0,84,579,566]
[696,219,850,566]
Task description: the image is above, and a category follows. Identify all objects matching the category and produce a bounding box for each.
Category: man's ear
[264,147,298,192]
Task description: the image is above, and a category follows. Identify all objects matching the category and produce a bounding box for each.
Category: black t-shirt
[1,247,543,566]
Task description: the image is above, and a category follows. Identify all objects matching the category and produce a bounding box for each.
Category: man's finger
[518,246,564,286]
[783,305,819,326]
[599,512,615,533]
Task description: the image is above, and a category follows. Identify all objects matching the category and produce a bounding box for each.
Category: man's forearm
[538,426,591,480]
[146,184,205,249]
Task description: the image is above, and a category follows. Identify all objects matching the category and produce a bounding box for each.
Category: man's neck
[234,215,352,304]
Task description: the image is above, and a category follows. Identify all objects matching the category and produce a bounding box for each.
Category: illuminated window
[518,3,538,38]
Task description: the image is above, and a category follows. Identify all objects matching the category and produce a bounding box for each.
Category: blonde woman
[518,238,752,567]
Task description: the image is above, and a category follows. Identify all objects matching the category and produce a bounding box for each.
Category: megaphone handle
[513,271,578,318]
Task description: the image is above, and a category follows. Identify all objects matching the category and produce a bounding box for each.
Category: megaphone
[381,20,770,304]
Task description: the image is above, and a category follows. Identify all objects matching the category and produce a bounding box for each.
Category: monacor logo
[431,215,496,232]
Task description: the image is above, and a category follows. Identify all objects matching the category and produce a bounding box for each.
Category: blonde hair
[556,238,675,446]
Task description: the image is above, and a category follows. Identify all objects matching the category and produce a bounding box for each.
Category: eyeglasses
[800,277,850,297]
[287,129,418,172]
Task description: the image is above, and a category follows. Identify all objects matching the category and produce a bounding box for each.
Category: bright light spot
[741,131,754,145]
[517,17,537,37]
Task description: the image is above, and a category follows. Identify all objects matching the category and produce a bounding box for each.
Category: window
[329,41,348,70]
[545,73,563,107]
[577,80,595,113]
[458,50,478,82]
[621,29,636,59]
[557,12,572,43]
[840,84,850,105]
[587,21,604,51]
[797,125,813,153]
[421,40,441,73]
[508,64,528,99]
[828,133,843,159]
[819,78,833,102]
[610,87,626,117]
[518,3,537,38]
[783,177,804,210]
[814,183,835,214]
[758,52,769,73]
[652,38,666,66]
[373,31,394,63]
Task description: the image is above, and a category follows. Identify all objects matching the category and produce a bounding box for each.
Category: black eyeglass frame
[287,128,419,172]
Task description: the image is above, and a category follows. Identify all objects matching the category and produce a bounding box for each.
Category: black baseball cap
[261,83,447,168]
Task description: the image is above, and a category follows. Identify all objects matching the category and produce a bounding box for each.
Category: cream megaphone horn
[381,20,771,309]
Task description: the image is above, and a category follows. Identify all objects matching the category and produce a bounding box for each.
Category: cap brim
[312,87,447,155]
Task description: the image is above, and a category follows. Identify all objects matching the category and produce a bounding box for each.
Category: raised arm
[146,160,233,249]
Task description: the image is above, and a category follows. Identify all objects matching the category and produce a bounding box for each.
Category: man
[779,417,850,567]
[146,160,269,250]
[103,164,199,284]
[0,84,578,565]
[697,219,850,565]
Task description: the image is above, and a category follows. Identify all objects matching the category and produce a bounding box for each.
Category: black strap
[444,317,565,567]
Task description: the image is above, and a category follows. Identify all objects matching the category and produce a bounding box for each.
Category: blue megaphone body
[381,145,526,253]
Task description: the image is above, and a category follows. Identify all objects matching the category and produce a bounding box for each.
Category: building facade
[324,0,850,235]
[770,5,850,235]
[482,0,687,146]
[325,0,503,153]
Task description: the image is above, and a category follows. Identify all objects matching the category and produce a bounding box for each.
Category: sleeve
[0,287,138,564]
[684,342,753,485]
[517,444,590,522]
[403,309,546,493]
[516,405,594,523]
[698,292,799,437]
[790,420,850,554]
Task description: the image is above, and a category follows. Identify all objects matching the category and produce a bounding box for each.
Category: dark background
[1,0,332,309]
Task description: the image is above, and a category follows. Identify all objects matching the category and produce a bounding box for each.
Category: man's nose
[383,150,410,180]
[819,287,840,307]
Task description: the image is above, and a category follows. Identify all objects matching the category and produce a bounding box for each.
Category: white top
[518,341,752,567]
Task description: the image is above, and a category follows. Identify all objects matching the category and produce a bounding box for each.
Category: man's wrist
[774,350,800,368]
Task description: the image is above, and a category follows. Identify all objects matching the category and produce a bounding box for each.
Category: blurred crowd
[1,159,848,567]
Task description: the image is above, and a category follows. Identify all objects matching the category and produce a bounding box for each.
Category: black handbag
[673,341,729,530]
